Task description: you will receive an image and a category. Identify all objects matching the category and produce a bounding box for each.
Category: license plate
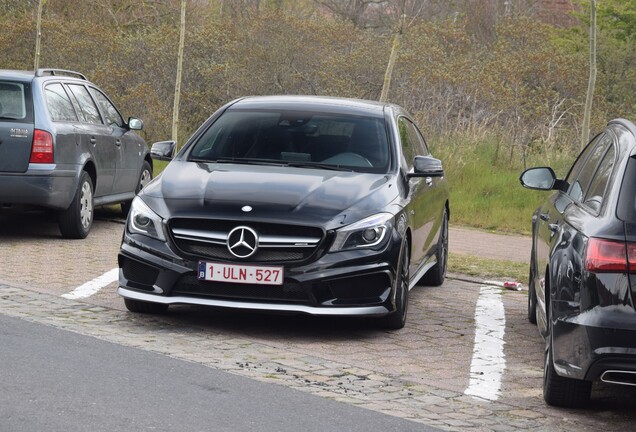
[198,261,284,286]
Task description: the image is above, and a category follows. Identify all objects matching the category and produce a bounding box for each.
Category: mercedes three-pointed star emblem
[227,226,259,258]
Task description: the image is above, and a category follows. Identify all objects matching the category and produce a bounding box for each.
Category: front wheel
[383,241,410,330]
[122,161,152,216]
[421,209,448,286]
[58,171,94,239]
[528,268,538,324]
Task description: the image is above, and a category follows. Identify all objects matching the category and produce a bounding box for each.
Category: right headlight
[128,196,166,241]
[329,213,394,252]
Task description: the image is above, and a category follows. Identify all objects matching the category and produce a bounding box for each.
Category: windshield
[188,109,390,173]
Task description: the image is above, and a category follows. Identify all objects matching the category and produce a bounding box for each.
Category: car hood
[141,161,399,229]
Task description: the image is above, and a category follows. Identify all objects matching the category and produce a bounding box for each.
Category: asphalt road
[0,314,437,432]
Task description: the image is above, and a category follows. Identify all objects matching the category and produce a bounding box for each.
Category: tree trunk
[379,32,399,102]
[34,0,45,71]
[172,0,186,145]
[581,0,596,149]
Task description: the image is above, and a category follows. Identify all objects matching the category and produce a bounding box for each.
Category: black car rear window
[188,109,390,173]
[0,81,33,124]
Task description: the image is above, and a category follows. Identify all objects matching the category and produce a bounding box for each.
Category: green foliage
[1,1,635,236]
[562,0,636,122]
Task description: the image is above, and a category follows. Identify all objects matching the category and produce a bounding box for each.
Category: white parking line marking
[62,268,119,300]
[464,285,506,401]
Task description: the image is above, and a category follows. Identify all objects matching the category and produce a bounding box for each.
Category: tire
[543,310,592,407]
[421,209,448,286]
[528,268,538,325]
[383,241,410,330]
[124,298,169,314]
[58,171,94,239]
[121,161,152,216]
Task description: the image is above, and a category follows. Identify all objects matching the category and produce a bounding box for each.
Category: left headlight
[128,196,166,241]
[329,213,394,252]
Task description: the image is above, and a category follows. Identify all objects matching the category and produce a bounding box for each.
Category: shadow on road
[0,206,125,239]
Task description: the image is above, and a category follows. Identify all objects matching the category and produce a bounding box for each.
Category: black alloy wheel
[383,241,410,330]
[528,267,538,324]
[422,209,448,286]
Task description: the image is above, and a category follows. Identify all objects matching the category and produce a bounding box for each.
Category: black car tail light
[585,238,636,273]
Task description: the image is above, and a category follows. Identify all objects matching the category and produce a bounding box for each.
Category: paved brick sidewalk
[449,226,531,264]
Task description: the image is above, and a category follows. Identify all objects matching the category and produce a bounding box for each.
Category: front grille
[169,218,324,263]
[172,274,310,304]
[182,244,306,262]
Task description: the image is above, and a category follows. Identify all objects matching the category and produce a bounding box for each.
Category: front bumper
[118,231,401,317]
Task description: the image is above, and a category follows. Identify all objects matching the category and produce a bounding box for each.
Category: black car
[0,68,151,238]
[521,118,636,407]
[117,95,450,329]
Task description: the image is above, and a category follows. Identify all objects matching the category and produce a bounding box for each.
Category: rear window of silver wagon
[0,81,33,123]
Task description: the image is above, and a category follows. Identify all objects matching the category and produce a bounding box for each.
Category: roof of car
[229,95,391,118]
[0,69,37,82]
[0,69,89,83]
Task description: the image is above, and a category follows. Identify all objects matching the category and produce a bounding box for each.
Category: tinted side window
[67,84,102,124]
[45,83,77,122]
[565,134,603,192]
[569,134,611,202]
[398,117,428,171]
[583,145,616,213]
[617,156,636,222]
[91,88,124,127]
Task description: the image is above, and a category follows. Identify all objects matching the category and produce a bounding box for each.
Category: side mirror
[151,140,176,161]
[408,155,444,178]
[519,167,557,190]
[128,117,143,131]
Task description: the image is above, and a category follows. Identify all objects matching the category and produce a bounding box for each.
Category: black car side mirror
[519,167,558,190]
[408,155,444,178]
[151,141,176,161]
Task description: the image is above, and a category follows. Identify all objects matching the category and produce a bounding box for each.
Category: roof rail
[35,68,88,81]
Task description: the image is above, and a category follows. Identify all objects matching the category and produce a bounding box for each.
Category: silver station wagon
[0,68,151,238]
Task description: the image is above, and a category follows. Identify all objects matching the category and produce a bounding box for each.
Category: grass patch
[448,252,528,284]
[432,134,575,234]
[151,159,170,176]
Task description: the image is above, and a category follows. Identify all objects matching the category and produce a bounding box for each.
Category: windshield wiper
[285,162,354,172]
[192,157,286,166]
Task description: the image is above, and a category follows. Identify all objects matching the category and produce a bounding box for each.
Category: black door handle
[540,213,550,221]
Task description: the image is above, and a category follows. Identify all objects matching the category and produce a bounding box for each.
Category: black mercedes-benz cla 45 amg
[118,96,450,329]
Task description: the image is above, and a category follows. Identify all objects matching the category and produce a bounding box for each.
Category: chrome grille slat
[169,219,324,263]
